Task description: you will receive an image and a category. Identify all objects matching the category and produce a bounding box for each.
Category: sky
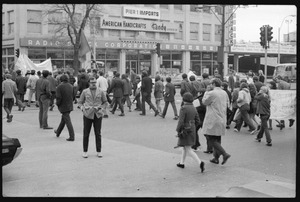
[234,5,297,42]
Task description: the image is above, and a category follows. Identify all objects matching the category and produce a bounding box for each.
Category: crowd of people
[2,67,295,171]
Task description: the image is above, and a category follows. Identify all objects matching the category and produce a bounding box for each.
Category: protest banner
[269,90,296,120]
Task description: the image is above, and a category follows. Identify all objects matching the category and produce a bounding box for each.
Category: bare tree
[43,4,103,76]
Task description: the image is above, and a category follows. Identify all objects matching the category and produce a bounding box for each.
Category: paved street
[2,91,296,197]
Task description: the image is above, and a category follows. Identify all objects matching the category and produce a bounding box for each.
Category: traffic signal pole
[264,25,268,82]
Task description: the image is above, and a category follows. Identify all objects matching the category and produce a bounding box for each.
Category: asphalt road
[2,89,297,197]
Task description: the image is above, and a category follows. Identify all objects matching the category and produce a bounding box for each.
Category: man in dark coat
[140,71,159,116]
[54,74,75,141]
[35,70,52,129]
[108,72,125,116]
[160,76,178,119]
[48,71,58,111]
[15,69,27,111]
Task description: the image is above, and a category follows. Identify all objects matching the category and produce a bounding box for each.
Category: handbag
[178,121,193,138]
[193,98,200,108]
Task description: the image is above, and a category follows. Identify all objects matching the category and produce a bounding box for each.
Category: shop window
[109,29,120,37]
[190,22,199,40]
[174,21,183,40]
[96,49,105,60]
[106,49,119,60]
[202,52,212,60]
[48,12,62,34]
[28,48,46,59]
[160,4,168,9]
[203,24,211,41]
[161,51,171,60]
[159,32,169,40]
[190,51,201,60]
[174,5,183,10]
[64,49,74,59]
[27,10,42,34]
[7,48,14,56]
[202,61,212,75]
[51,60,64,70]
[191,61,201,75]
[125,30,136,38]
[172,52,182,60]
[215,25,222,42]
[47,49,64,59]
[8,10,14,35]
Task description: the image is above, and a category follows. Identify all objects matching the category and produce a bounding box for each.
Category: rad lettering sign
[123,6,160,20]
[269,90,296,120]
[100,17,179,33]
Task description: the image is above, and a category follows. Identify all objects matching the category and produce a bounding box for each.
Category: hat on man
[89,77,97,83]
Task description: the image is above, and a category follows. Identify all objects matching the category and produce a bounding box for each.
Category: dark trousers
[56,111,75,139]
[83,114,102,152]
[3,98,14,117]
[38,98,50,128]
[161,101,178,117]
[206,135,228,159]
[16,94,26,110]
[236,108,256,131]
[50,91,56,106]
[141,92,157,114]
[133,94,141,110]
[204,135,213,152]
[112,97,124,113]
[192,124,201,149]
[227,107,238,125]
[257,114,271,143]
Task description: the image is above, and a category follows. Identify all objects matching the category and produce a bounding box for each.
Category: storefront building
[2,4,235,76]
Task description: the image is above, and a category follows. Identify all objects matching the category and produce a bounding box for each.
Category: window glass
[51,60,64,69]
[106,49,119,59]
[161,51,171,60]
[190,5,198,12]
[172,52,182,60]
[202,52,212,60]
[27,10,42,22]
[145,32,155,39]
[96,48,105,60]
[2,48,6,55]
[159,32,169,40]
[215,25,222,42]
[7,48,14,55]
[109,29,120,37]
[8,11,14,23]
[190,51,201,60]
[125,30,136,38]
[47,49,64,59]
[190,22,198,40]
[203,24,211,41]
[174,21,183,40]
[28,48,46,59]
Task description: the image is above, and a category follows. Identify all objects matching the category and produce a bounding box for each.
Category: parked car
[224,72,247,82]
[273,63,296,83]
[2,134,22,166]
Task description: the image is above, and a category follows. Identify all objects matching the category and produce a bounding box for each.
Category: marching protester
[96,71,109,118]
[132,76,142,111]
[2,74,18,122]
[35,70,53,129]
[26,69,39,107]
[254,86,272,146]
[154,75,164,114]
[121,74,132,112]
[140,71,159,116]
[78,77,108,158]
[15,69,27,111]
[201,78,231,165]
[160,76,178,120]
[175,92,205,173]
[179,73,193,106]
[109,72,125,116]
[54,74,76,141]
[48,71,58,111]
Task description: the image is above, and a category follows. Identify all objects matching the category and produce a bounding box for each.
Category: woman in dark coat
[175,92,205,172]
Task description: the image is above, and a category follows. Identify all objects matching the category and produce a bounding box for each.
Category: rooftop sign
[123,6,160,20]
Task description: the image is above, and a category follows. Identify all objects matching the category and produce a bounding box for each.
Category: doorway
[126,60,138,74]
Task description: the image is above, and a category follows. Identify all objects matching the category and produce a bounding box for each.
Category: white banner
[269,90,296,120]
[15,54,53,76]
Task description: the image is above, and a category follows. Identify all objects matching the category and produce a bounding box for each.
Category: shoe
[36,104,39,107]
[54,129,59,137]
[139,113,146,116]
[160,114,165,118]
[27,104,30,107]
[173,116,179,120]
[119,113,125,116]
[103,115,108,118]
[7,115,13,122]
[203,151,213,154]
[176,163,185,168]
[221,154,231,165]
[210,158,219,164]
[233,128,238,132]
[82,152,88,158]
[66,138,74,141]
[289,119,295,127]
[279,123,285,130]
[129,109,132,112]
[192,147,200,152]
[21,106,25,112]
[226,125,230,129]
[255,138,261,142]
[97,152,103,158]
[243,123,247,127]
[154,110,159,117]
[110,110,115,114]
[18,108,21,111]
[43,126,53,130]
[200,161,205,173]
[266,142,272,146]
[268,127,272,130]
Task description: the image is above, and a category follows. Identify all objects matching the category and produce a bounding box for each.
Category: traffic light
[259,26,266,49]
[155,43,161,57]
[15,48,20,58]
[267,25,273,42]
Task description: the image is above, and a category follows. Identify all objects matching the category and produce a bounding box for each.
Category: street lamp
[277,15,296,64]
[196,5,239,80]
